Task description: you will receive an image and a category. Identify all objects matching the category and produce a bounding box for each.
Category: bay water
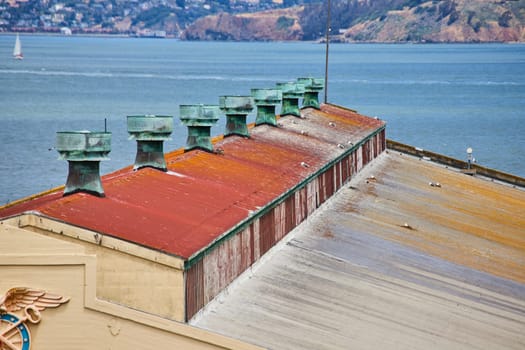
[0,35,524,204]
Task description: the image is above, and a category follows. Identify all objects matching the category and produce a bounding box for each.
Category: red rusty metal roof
[0,104,385,260]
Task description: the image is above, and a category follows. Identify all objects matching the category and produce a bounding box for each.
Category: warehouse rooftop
[1,87,524,346]
[192,151,525,349]
[0,104,384,262]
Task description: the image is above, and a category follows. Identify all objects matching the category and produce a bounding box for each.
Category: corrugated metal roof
[0,104,384,260]
[192,152,525,349]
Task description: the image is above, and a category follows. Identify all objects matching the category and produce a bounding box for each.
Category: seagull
[300,162,310,168]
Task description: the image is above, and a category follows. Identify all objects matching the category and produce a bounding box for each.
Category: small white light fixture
[466,147,473,169]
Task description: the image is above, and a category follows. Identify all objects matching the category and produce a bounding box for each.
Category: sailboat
[13,33,23,60]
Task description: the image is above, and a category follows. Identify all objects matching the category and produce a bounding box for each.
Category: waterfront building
[0,82,524,349]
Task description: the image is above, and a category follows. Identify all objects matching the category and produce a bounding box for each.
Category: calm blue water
[1,35,524,204]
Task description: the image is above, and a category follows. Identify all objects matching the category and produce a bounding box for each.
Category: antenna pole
[324,0,331,104]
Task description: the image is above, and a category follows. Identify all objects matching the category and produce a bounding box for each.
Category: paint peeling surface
[192,152,525,349]
[0,104,384,260]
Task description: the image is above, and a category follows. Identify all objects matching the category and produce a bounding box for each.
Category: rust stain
[347,153,525,284]
[321,230,335,239]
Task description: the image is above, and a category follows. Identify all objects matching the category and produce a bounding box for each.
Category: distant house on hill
[60,26,72,35]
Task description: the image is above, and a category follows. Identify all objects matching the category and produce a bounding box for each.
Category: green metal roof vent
[219,95,254,138]
[180,104,220,152]
[251,88,282,126]
[56,131,111,197]
[297,77,324,109]
[127,115,173,171]
[276,82,305,118]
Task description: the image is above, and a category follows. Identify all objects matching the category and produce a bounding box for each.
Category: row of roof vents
[56,77,324,197]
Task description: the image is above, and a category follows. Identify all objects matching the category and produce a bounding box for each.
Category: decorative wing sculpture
[0,287,70,350]
[0,287,70,313]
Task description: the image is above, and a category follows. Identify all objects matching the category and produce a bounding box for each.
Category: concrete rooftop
[192,151,525,349]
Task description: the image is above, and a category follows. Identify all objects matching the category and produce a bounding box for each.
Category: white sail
[13,34,23,60]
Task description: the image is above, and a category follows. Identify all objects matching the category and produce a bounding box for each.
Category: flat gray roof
[192,152,525,349]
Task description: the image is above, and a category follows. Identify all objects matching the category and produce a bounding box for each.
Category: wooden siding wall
[185,129,386,320]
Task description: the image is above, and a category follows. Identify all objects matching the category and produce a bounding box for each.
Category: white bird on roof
[300,162,310,168]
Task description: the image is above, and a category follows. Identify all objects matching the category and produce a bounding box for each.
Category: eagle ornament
[0,287,69,350]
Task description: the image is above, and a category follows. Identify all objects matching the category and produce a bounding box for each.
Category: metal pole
[324,0,331,104]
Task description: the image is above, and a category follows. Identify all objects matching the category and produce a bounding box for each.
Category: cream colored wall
[86,244,185,321]
[6,215,186,322]
[0,221,263,350]
[0,220,84,255]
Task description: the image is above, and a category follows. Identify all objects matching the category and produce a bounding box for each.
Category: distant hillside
[2,0,524,42]
[181,7,304,41]
[183,0,525,42]
[0,0,311,36]
[340,0,525,42]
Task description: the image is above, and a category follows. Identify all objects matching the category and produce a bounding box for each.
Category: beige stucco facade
[6,214,186,321]
[0,216,262,350]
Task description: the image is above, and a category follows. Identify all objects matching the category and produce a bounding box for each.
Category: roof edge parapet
[387,140,525,188]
